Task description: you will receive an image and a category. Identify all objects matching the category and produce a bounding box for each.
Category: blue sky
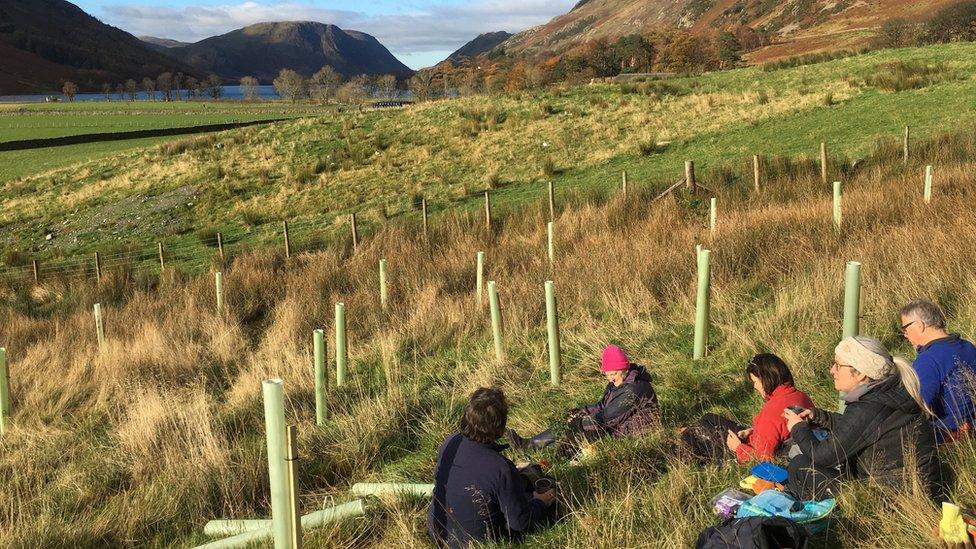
[75,0,576,68]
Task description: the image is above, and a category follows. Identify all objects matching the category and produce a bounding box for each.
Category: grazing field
[0,101,329,180]
[2,42,976,275]
[1,123,975,547]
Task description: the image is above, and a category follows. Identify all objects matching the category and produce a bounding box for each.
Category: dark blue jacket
[914,334,976,434]
[427,433,546,549]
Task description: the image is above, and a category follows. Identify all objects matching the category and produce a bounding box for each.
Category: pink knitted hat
[601,345,630,373]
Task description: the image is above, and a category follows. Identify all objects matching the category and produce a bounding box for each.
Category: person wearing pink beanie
[507,344,659,456]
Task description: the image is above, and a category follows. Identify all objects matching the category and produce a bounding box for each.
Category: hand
[736,428,753,440]
[782,408,807,432]
[726,429,742,452]
[533,488,558,506]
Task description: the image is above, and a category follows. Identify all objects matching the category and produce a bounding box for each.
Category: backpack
[695,516,810,549]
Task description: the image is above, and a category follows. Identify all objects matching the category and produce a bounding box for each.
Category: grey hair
[899,299,946,330]
[852,335,934,417]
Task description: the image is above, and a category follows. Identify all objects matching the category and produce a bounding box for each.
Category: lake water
[0,85,282,103]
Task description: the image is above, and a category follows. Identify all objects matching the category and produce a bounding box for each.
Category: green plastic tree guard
[842,261,861,340]
[0,347,9,436]
[475,251,485,307]
[488,281,504,362]
[693,249,711,360]
[335,303,347,386]
[93,303,105,350]
[924,165,933,204]
[215,272,224,314]
[545,281,561,386]
[262,379,293,548]
[379,259,388,310]
[198,500,368,547]
[313,329,327,426]
[349,483,434,498]
[833,181,842,232]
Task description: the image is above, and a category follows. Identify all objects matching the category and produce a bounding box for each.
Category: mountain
[500,0,960,62]
[444,31,512,65]
[165,22,413,82]
[0,0,196,94]
[140,36,191,51]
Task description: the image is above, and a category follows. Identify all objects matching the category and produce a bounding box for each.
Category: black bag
[695,516,810,549]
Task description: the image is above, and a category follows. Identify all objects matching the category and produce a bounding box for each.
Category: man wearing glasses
[899,299,976,441]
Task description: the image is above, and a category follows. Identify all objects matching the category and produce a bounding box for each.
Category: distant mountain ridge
[163,21,413,82]
[499,0,963,62]
[139,36,190,50]
[444,31,512,65]
[0,0,195,94]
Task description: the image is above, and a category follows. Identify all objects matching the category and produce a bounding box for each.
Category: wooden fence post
[94,252,102,283]
[924,165,933,204]
[157,242,165,271]
[903,126,910,165]
[217,232,225,263]
[283,220,291,258]
[94,303,105,350]
[421,198,429,244]
[476,251,485,307]
[621,170,628,198]
[32,260,39,284]
[685,160,696,192]
[350,213,359,251]
[0,347,9,437]
[753,154,761,193]
[484,191,492,229]
[820,142,828,185]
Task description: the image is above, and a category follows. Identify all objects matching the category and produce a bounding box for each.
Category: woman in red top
[680,353,814,464]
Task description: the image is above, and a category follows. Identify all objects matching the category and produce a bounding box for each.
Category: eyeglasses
[830,361,856,372]
[899,320,917,335]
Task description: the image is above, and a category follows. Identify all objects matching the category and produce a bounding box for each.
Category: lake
[0,85,282,103]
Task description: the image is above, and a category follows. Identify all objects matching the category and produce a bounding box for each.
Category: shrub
[862,62,956,92]
[756,90,769,105]
[637,138,666,156]
[542,157,556,178]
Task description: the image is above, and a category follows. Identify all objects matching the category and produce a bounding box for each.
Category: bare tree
[125,79,138,101]
[142,77,156,100]
[310,65,342,102]
[376,74,397,100]
[185,76,199,99]
[115,83,126,101]
[408,68,435,102]
[205,74,223,99]
[101,82,112,101]
[273,69,308,102]
[336,81,366,105]
[459,71,480,96]
[61,81,78,102]
[173,72,185,100]
[157,72,173,101]
[240,76,259,101]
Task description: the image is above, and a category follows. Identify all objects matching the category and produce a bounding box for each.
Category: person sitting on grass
[428,387,557,549]
[506,344,659,455]
[899,298,976,442]
[783,336,939,501]
[679,353,815,464]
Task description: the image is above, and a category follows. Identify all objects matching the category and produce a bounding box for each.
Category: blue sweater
[913,334,976,434]
[427,433,546,548]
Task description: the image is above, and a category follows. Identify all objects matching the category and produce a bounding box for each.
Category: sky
[74,0,577,69]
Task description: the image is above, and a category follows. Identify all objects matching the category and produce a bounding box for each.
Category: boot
[507,428,556,450]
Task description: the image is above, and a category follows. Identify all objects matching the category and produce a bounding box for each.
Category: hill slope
[165,21,413,81]
[0,0,195,94]
[139,36,191,51]
[444,31,512,64]
[501,0,958,62]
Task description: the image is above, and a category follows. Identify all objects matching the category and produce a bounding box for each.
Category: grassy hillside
[1,118,975,547]
[2,43,975,275]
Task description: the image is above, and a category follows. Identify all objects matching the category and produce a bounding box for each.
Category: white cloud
[99,0,576,63]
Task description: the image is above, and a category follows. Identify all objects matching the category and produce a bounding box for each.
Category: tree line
[60,72,225,102]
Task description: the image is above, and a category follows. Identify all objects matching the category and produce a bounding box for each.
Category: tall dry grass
[2,129,976,547]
